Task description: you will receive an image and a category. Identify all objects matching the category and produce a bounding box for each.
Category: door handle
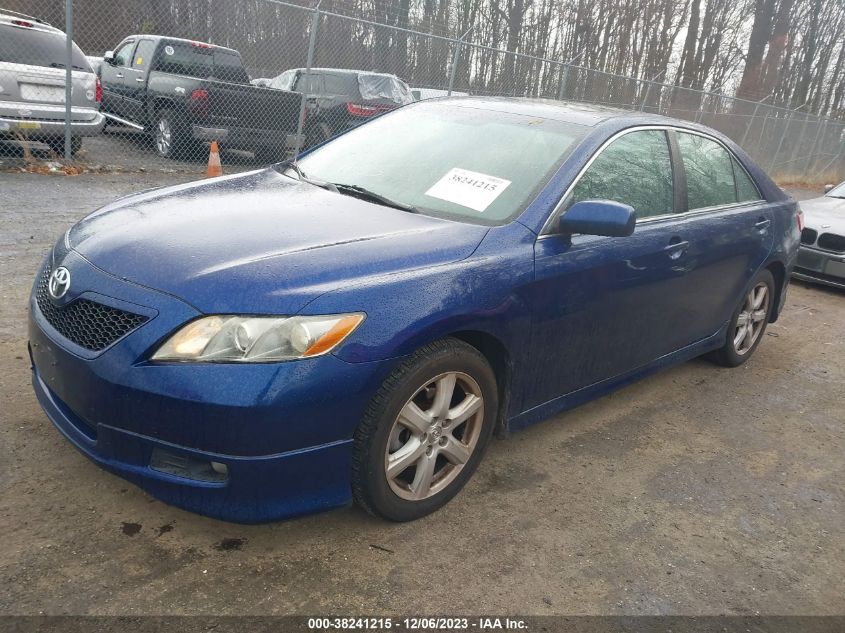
[664,239,690,260]
[115,73,124,78]
[135,77,144,82]
[755,217,771,231]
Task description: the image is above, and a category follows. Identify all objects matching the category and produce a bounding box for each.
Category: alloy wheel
[733,282,770,355]
[156,118,172,156]
[384,371,484,501]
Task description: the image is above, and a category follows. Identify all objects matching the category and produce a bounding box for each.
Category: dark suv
[268,68,413,145]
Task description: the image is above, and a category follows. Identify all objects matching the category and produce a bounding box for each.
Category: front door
[99,39,135,117]
[524,129,694,409]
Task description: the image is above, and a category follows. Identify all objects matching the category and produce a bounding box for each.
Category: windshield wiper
[277,160,338,193]
[332,183,418,213]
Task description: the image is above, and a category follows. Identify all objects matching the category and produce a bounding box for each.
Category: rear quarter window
[732,158,762,202]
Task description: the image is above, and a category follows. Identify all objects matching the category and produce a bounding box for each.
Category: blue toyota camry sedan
[29,98,800,523]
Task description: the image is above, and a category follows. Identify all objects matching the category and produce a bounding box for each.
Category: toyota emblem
[48,266,71,300]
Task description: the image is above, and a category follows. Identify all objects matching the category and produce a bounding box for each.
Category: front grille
[35,262,148,351]
[817,233,845,253]
[801,228,818,245]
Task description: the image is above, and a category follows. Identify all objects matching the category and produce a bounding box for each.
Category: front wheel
[708,268,775,367]
[352,338,498,521]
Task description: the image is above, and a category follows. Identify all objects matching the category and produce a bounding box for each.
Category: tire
[352,338,498,522]
[47,136,82,156]
[153,109,190,159]
[708,268,775,367]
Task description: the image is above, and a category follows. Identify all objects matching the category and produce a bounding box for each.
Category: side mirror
[104,51,115,65]
[558,200,636,237]
[824,183,835,194]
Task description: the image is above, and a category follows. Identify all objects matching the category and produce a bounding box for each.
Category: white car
[794,182,845,289]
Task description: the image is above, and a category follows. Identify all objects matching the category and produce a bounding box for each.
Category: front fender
[304,222,536,409]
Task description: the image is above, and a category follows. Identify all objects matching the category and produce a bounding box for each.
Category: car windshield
[826,182,845,199]
[0,24,90,71]
[293,102,588,224]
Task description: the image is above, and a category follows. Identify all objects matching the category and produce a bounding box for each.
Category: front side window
[112,40,135,68]
[568,130,674,218]
[296,102,588,225]
[677,132,738,209]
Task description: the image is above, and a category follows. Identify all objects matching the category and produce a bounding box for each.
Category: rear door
[99,39,135,116]
[667,130,772,341]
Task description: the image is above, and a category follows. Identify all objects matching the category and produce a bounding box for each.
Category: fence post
[293,3,320,159]
[64,0,73,160]
[803,117,826,177]
[739,94,772,150]
[557,64,569,100]
[769,110,795,173]
[447,27,472,96]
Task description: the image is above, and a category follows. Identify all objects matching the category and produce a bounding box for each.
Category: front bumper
[793,245,845,290]
[28,249,394,522]
[0,111,105,138]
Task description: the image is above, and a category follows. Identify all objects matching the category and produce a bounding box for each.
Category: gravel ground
[0,174,843,615]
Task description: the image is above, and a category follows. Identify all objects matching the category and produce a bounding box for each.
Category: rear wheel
[153,109,194,159]
[352,338,497,521]
[708,269,775,367]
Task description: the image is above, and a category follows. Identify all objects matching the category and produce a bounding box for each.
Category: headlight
[151,313,365,362]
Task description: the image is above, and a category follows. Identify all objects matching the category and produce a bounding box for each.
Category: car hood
[68,169,488,314]
[800,195,845,232]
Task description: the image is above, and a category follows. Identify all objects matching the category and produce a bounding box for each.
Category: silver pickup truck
[0,10,104,156]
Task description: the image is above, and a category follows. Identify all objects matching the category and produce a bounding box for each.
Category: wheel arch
[765,259,787,323]
[448,330,513,439]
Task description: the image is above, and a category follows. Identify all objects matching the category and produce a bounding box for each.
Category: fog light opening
[149,448,228,483]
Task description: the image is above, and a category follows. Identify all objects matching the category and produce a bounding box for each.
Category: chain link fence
[2,0,843,183]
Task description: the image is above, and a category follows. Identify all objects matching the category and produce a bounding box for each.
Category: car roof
[418,97,632,127]
[0,11,64,36]
[291,67,402,79]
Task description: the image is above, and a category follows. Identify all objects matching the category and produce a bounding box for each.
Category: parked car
[268,67,413,144]
[794,181,845,289]
[99,35,303,160]
[29,98,800,523]
[411,87,469,100]
[0,9,104,156]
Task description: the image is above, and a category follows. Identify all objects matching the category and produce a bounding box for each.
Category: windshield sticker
[424,168,511,212]
[164,45,175,56]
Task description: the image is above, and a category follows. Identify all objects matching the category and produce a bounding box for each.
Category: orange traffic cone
[206,141,223,178]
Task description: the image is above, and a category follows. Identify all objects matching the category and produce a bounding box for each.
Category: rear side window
[677,132,739,209]
[132,40,156,71]
[0,24,90,71]
[733,158,762,202]
[570,130,674,218]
